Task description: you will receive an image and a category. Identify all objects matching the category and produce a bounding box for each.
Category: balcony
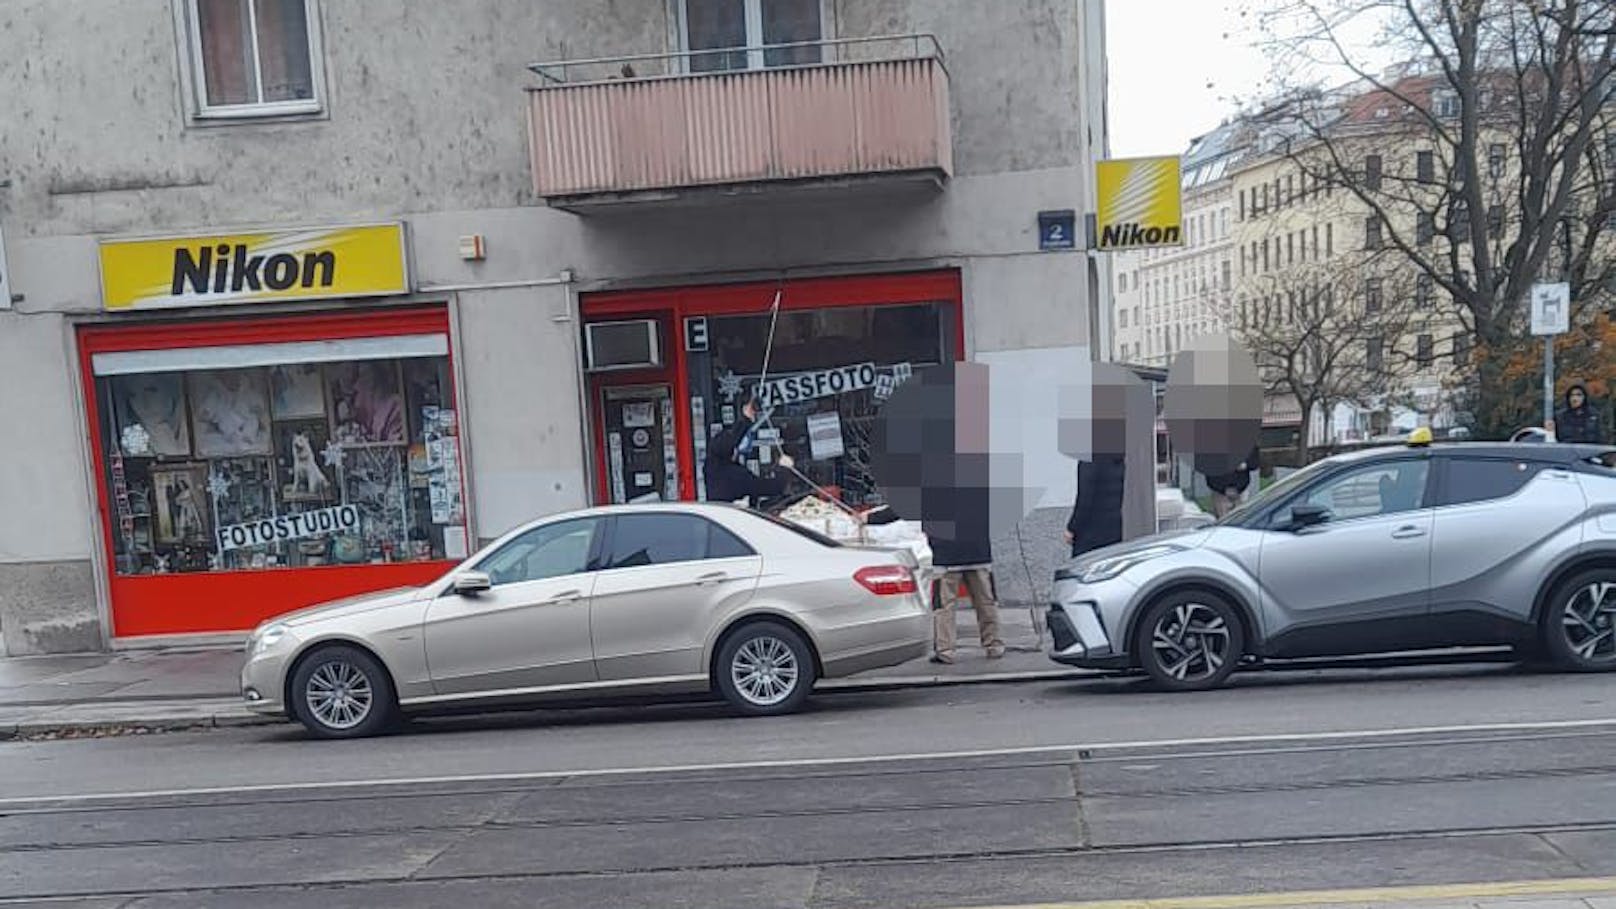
[526,36,953,210]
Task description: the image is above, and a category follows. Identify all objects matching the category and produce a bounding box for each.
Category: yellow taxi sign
[99,223,409,312]
[1095,155,1184,251]
[1408,427,1434,447]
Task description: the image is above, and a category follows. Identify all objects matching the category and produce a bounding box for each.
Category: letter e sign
[685,316,709,353]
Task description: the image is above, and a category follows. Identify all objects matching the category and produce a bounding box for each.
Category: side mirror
[452,571,492,596]
[1288,504,1330,531]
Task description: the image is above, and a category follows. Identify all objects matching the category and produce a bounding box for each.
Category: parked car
[1047,437,1616,690]
[243,503,930,737]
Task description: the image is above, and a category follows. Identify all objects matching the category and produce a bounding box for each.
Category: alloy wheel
[1150,602,1232,683]
[1561,582,1616,664]
[729,635,801,706]
[304,660,374,730]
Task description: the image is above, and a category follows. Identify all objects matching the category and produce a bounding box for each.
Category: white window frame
[670,0,835,74]
[178,0,327,120]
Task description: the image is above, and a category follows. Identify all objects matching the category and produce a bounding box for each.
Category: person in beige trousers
[930,566,1005,663]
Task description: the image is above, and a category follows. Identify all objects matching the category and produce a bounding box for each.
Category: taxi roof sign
[1407,427,1434,447]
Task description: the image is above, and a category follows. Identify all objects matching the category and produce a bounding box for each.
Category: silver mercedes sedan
[1049,440,1616,690]
[242,503,930,738]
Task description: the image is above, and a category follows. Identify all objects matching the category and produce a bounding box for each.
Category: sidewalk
[0,600,1083,738]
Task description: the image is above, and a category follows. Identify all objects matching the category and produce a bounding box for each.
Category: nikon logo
[1100,222,1182,248]
[171,244,336,296]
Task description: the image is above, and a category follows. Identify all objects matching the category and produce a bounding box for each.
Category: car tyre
[1542,569,1616,672]
[1134,591,1245,692]
[288,644,398,739]
[714,621,818,717]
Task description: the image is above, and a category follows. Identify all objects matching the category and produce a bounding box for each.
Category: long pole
[1544,337,1555,431]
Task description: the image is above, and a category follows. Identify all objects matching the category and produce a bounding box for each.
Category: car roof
[1329,442,1614,465]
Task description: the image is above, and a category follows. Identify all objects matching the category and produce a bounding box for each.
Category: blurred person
[1555,383,1603,444]
[704,397,794,508]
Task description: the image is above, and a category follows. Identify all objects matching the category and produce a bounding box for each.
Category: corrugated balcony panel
[527,57,952,199]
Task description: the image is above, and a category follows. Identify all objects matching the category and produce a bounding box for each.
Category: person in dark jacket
[703,397,793,508]
[1064,453,1127,558]
[1203,444,1259,519]
[1554,383,1604,444]
[927,489,1005,664]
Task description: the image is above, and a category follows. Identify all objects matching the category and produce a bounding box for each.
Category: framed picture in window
[190,370,273,457]
[274,420,336,503]
[111,373,192,457]
[269,363,326,420]
[328,361,405,445]
[150,464,212,545]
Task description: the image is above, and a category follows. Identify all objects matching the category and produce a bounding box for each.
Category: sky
[1104,0,1273,158]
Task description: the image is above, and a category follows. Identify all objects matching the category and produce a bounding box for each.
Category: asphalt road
[4,663,1616,907]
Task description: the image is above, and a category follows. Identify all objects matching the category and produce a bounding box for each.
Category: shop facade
[581,271,964,508]
[77,225,473,639]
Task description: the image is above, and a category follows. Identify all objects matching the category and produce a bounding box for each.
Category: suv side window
[604,514,755,569]
[476,519,601,587]
[1438,457,1543,507]
[1278,459,1430,525]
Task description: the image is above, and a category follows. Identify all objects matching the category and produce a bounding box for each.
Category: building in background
[0,0,1111,654]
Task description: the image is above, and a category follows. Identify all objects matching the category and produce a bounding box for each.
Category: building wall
[0,0,1110,651]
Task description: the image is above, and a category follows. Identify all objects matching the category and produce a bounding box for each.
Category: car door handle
[1391,525,1426,539]
[695,571,729,586]
[546,589,584,604]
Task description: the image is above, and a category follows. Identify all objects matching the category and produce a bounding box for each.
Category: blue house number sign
[1038,210,1077,251]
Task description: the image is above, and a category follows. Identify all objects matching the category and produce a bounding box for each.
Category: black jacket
[1556,385,1603,444]
[1067,454,1126,558]
[926,487,995,568]
[703,418,785,504]
[1204,446,1259,496]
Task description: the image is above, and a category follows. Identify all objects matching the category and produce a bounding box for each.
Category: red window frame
[582,269,966,505]
[77,305,466,639]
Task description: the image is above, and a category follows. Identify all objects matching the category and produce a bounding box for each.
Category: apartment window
[1365,215,1383,250]
[1326,222,1334,256]
[1311,225,1319,261]
[1417,273,1434,307]
[1364,154,1383,191]
[1287,290,1296,324]
[1325,284,1336,315]
[1261,184,1270,212]
[1262,240,1271,272]
[1417,211,1435,245]
[1286,174,1295,205]
[1239,189,1246,221]
[1367,337,1384,371]
[1119,309,1128,329]
[1417,150,1436,183]
[1417,333,1434,367]
[1488,204,1504,238]
[1288,232,1295,265]
[1453,332,1470,366]
[1433,91,1460,119]
[1221,209,1229,238]
[682,0,824,72]
[1221,260,1231,290]
[184,0,322,117]
[1488,143,1507,178]
[1133,306,1141,327]
[1365,277,1383,314]
[1604,133,1616,168]
[1449,201,1472,244]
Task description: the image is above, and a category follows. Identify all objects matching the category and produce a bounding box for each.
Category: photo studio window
[90,336,469,576]
[184,0,324,117]
[681,0,826,73]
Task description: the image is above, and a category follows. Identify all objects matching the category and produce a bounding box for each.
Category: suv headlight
[249,623,289,656]
[1077,545,1183,583]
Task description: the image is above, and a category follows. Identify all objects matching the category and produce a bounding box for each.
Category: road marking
[949,876,1616,909]
[5,716,1616,806]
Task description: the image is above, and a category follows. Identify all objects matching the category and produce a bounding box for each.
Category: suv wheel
[289,645,398,739]
[1134,591,1245,692]
[1543,570,1616,672]
[715,621,818,716]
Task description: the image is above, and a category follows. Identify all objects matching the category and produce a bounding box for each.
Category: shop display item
[112,373,191,457]
[190,369,273,458]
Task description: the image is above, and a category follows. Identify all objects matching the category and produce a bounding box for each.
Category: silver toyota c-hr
[1048,441,1616,690]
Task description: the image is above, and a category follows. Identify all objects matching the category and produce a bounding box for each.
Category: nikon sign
[99,223,409,311]
[1094,156,1184,251]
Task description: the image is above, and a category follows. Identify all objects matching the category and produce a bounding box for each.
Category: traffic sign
[1530,282,1570,336]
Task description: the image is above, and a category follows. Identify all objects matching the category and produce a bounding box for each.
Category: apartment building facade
[0,0,1112,654]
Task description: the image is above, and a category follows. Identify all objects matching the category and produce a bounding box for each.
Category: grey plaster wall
[0,560,101,655]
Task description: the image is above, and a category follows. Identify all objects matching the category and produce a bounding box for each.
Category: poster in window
[328,361,405,445]
[190,370,272,457]
[274,420,336,502]
[622,401,656,429]
[210,457,277,545]
[112,373,191,457]
[341,445,407,553]
[269,363,326,420]
[150,464,211,545]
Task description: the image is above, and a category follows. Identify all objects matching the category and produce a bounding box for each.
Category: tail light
[855,565,918,596]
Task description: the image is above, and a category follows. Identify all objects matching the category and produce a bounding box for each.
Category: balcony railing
[525,35,953,204]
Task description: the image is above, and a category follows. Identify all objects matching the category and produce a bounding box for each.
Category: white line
[6,717,1616,807]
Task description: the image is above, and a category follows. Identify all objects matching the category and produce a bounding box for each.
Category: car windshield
[1217,456,1336,527]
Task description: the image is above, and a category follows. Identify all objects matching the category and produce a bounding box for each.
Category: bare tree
[1254,0,1616,436]
[1237,251,1431,464]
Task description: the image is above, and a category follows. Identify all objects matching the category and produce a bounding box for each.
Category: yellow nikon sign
[1095,156,1184,250]
[100,223,409,311]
